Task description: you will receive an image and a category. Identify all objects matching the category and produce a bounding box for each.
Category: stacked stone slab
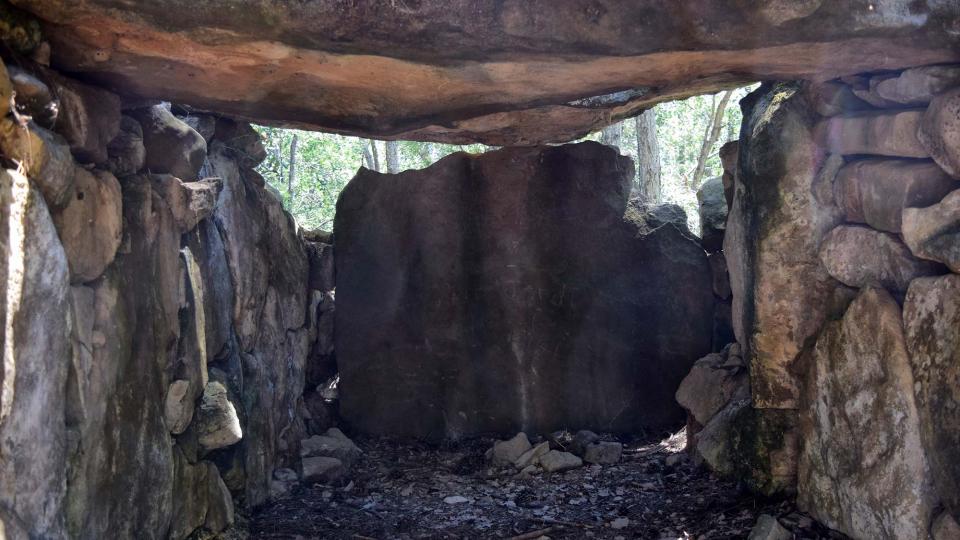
[0,61,331,539]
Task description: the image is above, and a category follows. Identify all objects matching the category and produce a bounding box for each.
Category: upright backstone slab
[335,142,713,438]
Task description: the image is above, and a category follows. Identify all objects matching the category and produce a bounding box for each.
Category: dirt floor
[235,429,846,540]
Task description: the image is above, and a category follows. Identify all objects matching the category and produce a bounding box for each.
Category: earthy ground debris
[235,429,847,540]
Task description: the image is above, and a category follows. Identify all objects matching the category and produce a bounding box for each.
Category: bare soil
[236,429,846,540]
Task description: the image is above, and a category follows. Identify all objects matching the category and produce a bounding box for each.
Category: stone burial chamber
[334,142,714,439]
[2,1,960,539]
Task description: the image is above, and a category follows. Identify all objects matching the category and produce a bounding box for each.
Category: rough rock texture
[9,0,960,144]
[902,189,960,272]
[50,167,122,283]
[798,288,936,540]
[697,176,727,253]
[539,451,582,473]
[0,169,71,539]
[35,67,121,164]
[676,347,749,427]
[151,175,222,233]
[195,382,242,452]
[336,142,713,438]
[920,87,960,178]
[819,110,928,158]
[106,115,147,177]
[874,64,960,106]
[819,225,943,292]
[132,105,207,181]
[725,82,843,409]
[904,275,960,522]
[833,158,956,233]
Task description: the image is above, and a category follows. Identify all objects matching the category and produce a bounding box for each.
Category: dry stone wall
[0,61,334,539]
[679,64,960,538]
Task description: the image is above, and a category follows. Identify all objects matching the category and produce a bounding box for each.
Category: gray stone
[904,275,960,522]
[798,287,936,540]
[150,174,222,233]
[7,65,57,128]
[932,512,960,540]
[300,456,346,484]
[180,114,217,143]
[195,382,243,452]
[215,118,267,169]
[0,119,76,209]
[819,110,929,158]
[51,168,122,283]
[708,252,730,299]
[875,64,960,106]
[539,450,582,473]
[582,442,622,465]
[803,80,871,117]
[748,515,791,540]
[569,430,599,457]
[676,349,749,426]
[39,69,121,164]
[819,225,943,292]
[132,105,207,181]
[514,442,550,469]
[491,433,532,467]
[920,88,960,178]
[902,188,960,273]
[697,176,727,253]
[306,241,335,292]
[833,158,956,233]
[106,116,146,177]
[300,428,362,469]
[164,379,194,435]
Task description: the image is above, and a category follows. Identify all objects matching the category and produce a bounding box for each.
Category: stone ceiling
[9,0,960,144]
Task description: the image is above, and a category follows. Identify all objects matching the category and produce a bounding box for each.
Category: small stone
[539,450,582,473]
[515,441,550,469]
[664,453,685,467]
[520,464,540,476]
[569,430,599,457]
[748,515,791,540]
[194,381,243,452]
[902,189,960,272]
[443,495,470,505]
[300,456,346,484]
[300,428,362,468]
[491,433,532,466]
[273,468,298,482]
[610,517,630,530]
[164,379,194,435]
[583,442,623,465]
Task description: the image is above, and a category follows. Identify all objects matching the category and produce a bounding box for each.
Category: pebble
[611,517,630,529]
[444,495,470,504]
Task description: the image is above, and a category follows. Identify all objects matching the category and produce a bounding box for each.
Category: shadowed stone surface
[335,142,713,438]
[8,0,959,144]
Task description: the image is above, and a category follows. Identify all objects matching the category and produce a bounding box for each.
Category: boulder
[51,167,123,283]
[195,382,243,452]
[164,379,194,435]
[150,174,222,233]
[185,219,234,359]
[718,140,738,207]
[106,116,146,177]
[697,176,727,253]
[582,442,622,465]
[514,442,550,469]
[299,428,362,469]
[874,64,960,106]
[819,110,928,158]
[539,451,582,473]
[798,287,936,540]
[491,433,532,467]
[215,118,267,169]
[0,169,71,539]
[169,452,234,539]
[902,189,960,272]
[904,275,960,522]
[802,80,871,117]
[179,114,217,143]
[132,105,207,181]
[726,83,843,409]
[7,65,58,128]
[569,430,600,457]
[38,69,121,164]
[676,347,749,426]
[306,241,335,292]
[0,119,76,208]
[819,225,943,291]
[919,87,960,178]
[300,456,346,484]
[336,142,713,437]
[708,252,731,299]
[833,158,956,233]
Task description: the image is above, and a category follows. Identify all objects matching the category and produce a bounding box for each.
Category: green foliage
[256,85,757,232]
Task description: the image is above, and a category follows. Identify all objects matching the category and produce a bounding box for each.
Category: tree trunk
[633,109,661,203]
[691,90,733,189]
[369,140,381,172]
[600,121,622,150]
[385,140,401,174]
[362,141,375,170]
[287,133,298,197]
[417,142,433,166]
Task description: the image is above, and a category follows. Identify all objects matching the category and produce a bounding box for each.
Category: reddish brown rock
[875,64,960,106]
[336,142,713,438]
[51,168,122,283]
[819,110,929,159]
[833,158,956,233]
[802,80,872,117]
